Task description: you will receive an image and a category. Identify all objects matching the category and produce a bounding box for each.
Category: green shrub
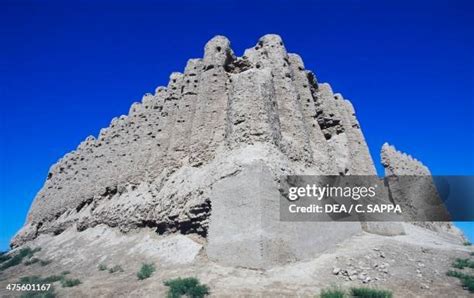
[31,247,42,253]
[320,287,345,298]
[164,277,210,298]
[16,270,74,297]
[98,264,107,271]
[20,291,56,298]
[0,251,11,264]
[464,241,472,246]
[39,259,52,266]
[24,258,40,266]
[61,278,81,287]
[350,287,393,298]
[470,252,474,256]
[19,275,43,284]
[108,265,124,273]
[23,257,51,266]
[0,247,40,271]
[26,271,71,284]
[447,270,463,278]
[18,275,56,298]
[42,275,64,283]
[452,258,474,269]
[137,263,155,280]
[447,270,474,293]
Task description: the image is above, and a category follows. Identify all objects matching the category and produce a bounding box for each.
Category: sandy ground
[0,224,472,297]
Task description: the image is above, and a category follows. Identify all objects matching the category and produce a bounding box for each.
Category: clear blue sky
[1,0,473,251]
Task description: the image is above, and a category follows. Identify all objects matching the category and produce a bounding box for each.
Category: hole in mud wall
[53,228,65,236]
[76,198,93,213]
[139,199,212,238]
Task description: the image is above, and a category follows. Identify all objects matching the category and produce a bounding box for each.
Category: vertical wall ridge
[189,36,233,166]
[167,59,203,166]
[243,34,313,164]
[287,53,335,173]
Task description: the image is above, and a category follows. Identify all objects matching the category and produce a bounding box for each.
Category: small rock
[333,267,341,275]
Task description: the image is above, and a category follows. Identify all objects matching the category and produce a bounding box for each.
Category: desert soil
[1,224,472,297]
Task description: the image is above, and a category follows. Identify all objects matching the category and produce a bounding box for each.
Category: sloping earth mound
[1,224,472,297]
